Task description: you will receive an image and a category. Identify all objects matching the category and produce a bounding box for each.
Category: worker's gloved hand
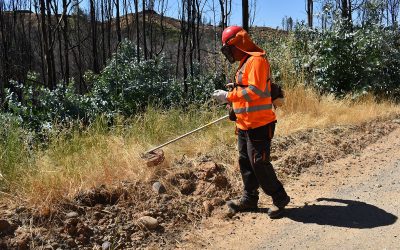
[212,90,228,104]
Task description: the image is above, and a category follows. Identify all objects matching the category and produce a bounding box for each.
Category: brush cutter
[142,114,229,167]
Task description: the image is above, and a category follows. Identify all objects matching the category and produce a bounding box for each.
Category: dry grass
[13,108,234,207]
[5,85,400,208]
[278,85,400,135]
[21,134,147,205]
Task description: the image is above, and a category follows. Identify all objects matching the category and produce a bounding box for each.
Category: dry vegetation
[1,82,399,249]
[278,86,400,134]
[5,84,398,209]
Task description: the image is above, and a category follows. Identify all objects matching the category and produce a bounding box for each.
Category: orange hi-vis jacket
[227,55,276,130]
[225,30,276,130]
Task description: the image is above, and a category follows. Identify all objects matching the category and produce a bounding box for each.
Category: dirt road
[185,126,400,249]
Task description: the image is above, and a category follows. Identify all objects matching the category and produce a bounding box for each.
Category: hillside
[0,9,286,86]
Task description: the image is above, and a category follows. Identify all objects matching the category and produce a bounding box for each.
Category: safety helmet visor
[221,44,236,64]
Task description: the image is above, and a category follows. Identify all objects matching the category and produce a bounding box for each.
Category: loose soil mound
[273,118,399,176]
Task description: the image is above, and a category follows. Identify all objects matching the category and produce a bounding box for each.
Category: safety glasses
[221,44,236,64]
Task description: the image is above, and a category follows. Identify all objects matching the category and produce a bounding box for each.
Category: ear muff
[221,45,235,64]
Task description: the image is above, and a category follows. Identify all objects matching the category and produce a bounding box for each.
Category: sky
[230,0,307,28]
[9,0,308,29]
[164,0,308,29]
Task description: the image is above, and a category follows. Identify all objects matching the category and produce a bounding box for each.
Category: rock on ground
[138,216,159,230]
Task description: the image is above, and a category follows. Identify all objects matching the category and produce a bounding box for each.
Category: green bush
[262,19,400,101]
[6,73,93,132]
[4,39,225,133]
[307,21,400,99]
[87,41,179,116]
[87,41,224,115]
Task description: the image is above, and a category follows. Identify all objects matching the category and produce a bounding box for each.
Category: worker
[212,26,290,219]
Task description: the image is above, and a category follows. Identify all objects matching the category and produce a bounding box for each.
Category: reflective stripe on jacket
[227,55,276,130]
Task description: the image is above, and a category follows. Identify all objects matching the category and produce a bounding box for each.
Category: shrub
[87,40,225,115]
[4,39,225,133]
[6,73,93,132]
[263,20,400,101]
[87,40,179,116]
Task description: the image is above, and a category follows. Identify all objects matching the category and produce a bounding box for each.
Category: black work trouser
[238,122,288,206]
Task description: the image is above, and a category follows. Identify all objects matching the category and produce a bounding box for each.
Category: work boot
[226,197,258,216]
[267,195,290,219]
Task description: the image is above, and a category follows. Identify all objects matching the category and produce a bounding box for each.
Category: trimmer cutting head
[141,115,229,167]
[142,149,165,167]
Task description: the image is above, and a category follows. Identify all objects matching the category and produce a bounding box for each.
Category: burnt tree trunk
[307,0,313,28]
[107,0,112,58]
[189,0,194,78]
[90,0,99,73]
[156,0,167,56]
[45,0,56,88]
[0,3,6,106]
[62,0,70,84]
[181,0,188,95]
[115,0,122,43]
[134,0,140,62]
[341,0,349,19]
[218,0,225,30]
[101,0,106,66]
[123,0,130,39]
[242,0,249,31]
[39,0,53,88]
[195,0,201,62]
[54,1,65,82]
[142,0,147,60]
[149,7,154,58]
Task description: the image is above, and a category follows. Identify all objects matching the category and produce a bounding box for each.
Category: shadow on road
[284,198,398,229]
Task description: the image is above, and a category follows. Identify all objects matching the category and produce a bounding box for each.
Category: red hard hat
[222,26,244,45]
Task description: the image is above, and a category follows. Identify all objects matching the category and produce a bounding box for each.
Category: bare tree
[332,0,353,23]
[282,16,293,31]
[210,0,218,73]
[107,0,113,58]
[194,0,205,62]
[62,0,70,83]
[100,0,106,66]
[148,0,155,58]
[0,1,5,106]
[142,0,148,59]
[176,0,193,95]
[134,0,140,62]
[90,0,99,73]
[249,0,257,28]
[218,0,232,30]
[306,0,313,28]
[123,0,130,39]
[341,0,352,22]
[52,1,65,81]
[39,0,53,88]
[387,0,399,28]
[115,0,122,43]
[156,0,168,56]
[46,0,56,88]
[242,0,249,31]
[71,0,86,92]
